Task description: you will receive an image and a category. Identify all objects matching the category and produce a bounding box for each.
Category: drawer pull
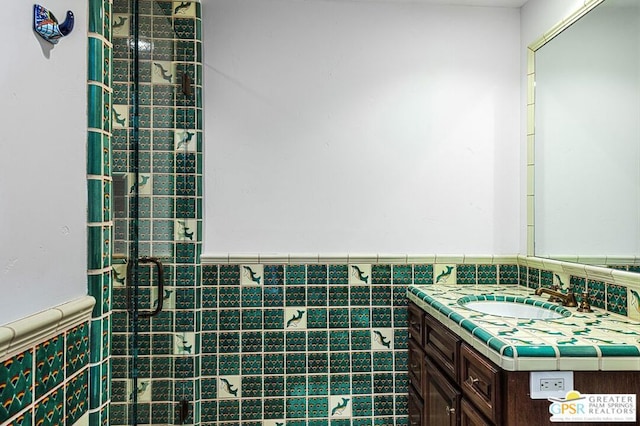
[468,375,480,386]
[446,405,456,416]
[410,363,419,369]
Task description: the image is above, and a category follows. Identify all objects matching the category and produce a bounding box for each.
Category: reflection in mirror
[529,0,640,272]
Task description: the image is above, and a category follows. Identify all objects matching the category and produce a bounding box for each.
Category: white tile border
[0,295,95,360]
[201,253,514,265]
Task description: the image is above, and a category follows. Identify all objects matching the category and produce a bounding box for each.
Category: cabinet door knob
[446,405,456,416]
[468,375,480,385]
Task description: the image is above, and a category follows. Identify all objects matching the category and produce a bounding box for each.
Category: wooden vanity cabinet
[408,301,640,426]
[408,301,491,426]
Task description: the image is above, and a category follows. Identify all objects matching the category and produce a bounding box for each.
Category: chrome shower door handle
[138,256,165,317]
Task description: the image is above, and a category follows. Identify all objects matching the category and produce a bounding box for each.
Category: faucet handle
[577,292,593,313]
[547,285,563,303]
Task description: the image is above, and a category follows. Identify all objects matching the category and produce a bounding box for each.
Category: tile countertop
[408,285,640,372]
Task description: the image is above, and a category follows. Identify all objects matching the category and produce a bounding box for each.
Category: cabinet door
[461,398,492,426]
[409,383,425,426]
[408,338,426,398]
[425,357,460,426]
[424,312,460,382]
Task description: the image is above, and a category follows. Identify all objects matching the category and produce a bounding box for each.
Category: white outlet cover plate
[530,371,574,399]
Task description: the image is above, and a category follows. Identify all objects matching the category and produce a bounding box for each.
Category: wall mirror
[528,0,640,271]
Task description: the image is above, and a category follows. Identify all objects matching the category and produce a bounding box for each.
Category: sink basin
[458,296,571,320]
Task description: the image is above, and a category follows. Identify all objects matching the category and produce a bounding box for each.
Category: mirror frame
[526,0,607,258]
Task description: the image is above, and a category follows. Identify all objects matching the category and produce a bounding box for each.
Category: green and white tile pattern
[108,0,204,424]
[87,0,114,424]
[0,324,91,426]
[409,283,640,371]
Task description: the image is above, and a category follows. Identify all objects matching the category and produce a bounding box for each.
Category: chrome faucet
[534,287,578,307]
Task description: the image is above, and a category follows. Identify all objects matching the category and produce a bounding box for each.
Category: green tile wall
[523,266,631,317]
[0,324,90,425]
[200,262,519,426]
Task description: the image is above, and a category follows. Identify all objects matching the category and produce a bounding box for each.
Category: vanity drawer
[408,337,426,397]
[424,312,460,382]
[408,302,425,346]
[460,343,502,425]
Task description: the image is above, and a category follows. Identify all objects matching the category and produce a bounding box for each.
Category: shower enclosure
[108,1,203,424]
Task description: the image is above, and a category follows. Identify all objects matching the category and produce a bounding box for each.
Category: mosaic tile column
[108,1,203,424]
[87,0,113,425]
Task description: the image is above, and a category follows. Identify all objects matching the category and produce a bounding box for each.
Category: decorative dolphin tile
[33,4,74,45]
[173,332,195,355]
[175,219,197,241]
[330,396,351,418]
[111,105,128,128]
[152,61,175,84]
[127,173,151,196]
[349,264,371,285]
[127,379,151,402]
[629,289,640,320]
[111,14,129,37]
[371,328,393,350]
[285,308,306,329]
[553,273,570,290]
[174,129,196,152]
[152,288,174,310]
[111,264,127,286]
[218,376,241,399]
[434,264,456,284]
[173,1,196,17]
[241,265,263,286]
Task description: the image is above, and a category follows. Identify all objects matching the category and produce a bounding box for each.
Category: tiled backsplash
[517,256,640,320]
[3,253,638,426]
[200,263,412,425]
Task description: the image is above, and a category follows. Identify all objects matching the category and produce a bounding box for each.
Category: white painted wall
[0,1,87,325]
[203,0,520,254]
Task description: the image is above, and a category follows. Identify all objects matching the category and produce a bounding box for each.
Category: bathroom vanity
[407,285,640,426]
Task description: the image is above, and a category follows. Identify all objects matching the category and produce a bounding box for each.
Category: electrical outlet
[530,371,574,399]
[540,378,565,391]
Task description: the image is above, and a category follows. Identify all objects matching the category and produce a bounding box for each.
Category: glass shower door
[110,1,201,424]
